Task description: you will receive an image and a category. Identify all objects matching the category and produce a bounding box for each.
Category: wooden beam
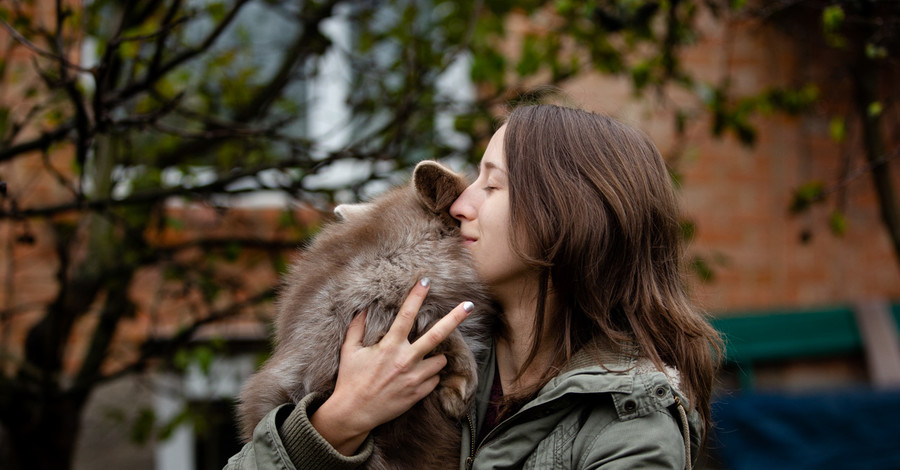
[854,299,900,388]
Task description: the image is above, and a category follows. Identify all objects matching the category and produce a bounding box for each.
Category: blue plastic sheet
[712,389,900,470]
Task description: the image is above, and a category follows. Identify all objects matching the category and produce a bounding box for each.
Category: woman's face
[450,126,531,293]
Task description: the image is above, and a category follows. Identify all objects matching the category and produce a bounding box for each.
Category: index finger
[410,301,474,358]
[384,278,431,343]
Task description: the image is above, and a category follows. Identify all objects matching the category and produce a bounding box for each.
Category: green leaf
[194,345,215,374]
[119,41,140,60]
[829,117,846,143]
[156,408,190,441]
[555,0,575,15]
[516,35,542,77]
[822,5,844,33]
[689,256,715,283]
[254,350,271,369]
[165,217,185,230]
[674,110,688,135]
[865,43,888,59]
[271,253,288,274]
[761,85,818,115]
[278,209,296,229]
[680,219,697,242]
[868,101,883,117]
[631,59,652,90]
[13,13,30,30]
[829,210,847,236]
[224,242,241,262]
[470,50,505,88]
[131,408,156,445]
[790,181,826,214]
[175,345,217,374]
[821,5,846,48]
[734,119,756,146]
[208,2,227,22]
[173,348,191,371]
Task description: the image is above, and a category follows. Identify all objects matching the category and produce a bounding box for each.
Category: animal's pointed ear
[413,160,467,213]
[334,203,374,220]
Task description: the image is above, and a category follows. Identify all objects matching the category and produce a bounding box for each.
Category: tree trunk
[852,35,900,271]
[3,389,87,470]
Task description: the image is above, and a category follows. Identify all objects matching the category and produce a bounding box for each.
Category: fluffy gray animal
[238,161,495,469]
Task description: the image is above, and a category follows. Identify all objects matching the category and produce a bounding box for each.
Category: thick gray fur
[237,161,496,469]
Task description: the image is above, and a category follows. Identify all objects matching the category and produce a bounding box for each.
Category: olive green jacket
[460,346,701,470]
[225,345,701,470]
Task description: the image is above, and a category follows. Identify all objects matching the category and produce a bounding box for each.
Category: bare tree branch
[156,236,312,254]
[0,123,74,163]
[68,288,275,395]
[0,17,91,73]
[0,146,374,219]
[51,3,92,188]
[109,0,252,105]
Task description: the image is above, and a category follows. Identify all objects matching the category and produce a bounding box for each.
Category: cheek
[484,199,511,234]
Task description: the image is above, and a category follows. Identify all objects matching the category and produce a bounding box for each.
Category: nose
[450,183,477,222]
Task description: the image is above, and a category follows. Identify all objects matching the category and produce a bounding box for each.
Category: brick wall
[559,8,900,313]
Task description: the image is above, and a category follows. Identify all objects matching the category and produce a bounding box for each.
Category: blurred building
[1,2,898,470]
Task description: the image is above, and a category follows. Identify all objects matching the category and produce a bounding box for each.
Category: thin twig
[40,148,80,198]
[110,0,252,104]
[0,123,74,163]
[0,17,91,73]
[116,15,191,45]
[820,144,900,200]
[68,288,275,394]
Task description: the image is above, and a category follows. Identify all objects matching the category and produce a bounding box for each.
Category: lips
[460,234,477,245]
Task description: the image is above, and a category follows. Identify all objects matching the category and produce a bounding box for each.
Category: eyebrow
[481,161,507,176]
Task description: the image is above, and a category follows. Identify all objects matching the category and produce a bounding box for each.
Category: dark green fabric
[459,345,701,470]
[223,392,374,470]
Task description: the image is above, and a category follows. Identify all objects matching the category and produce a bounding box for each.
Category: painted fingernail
[420,278,431,288]
[462,301,474,313]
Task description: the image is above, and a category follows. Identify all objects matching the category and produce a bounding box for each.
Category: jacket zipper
[465,413,476,470]
[464,404,547,470]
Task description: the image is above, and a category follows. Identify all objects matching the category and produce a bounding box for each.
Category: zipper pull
[465,456,474,470]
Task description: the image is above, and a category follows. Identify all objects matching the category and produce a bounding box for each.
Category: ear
[334,203,375,220]
[413,160,467,214]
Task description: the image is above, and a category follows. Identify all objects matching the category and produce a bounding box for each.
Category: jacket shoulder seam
[577,414,618,469]
[576,407,683,469]
[264,418,296,470]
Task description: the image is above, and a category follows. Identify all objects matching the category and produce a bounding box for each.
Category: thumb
[343,309,367,351]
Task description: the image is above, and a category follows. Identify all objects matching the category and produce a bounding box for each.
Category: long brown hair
[501,104,722,435]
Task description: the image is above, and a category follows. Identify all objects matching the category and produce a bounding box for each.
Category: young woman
[226,104,722,470]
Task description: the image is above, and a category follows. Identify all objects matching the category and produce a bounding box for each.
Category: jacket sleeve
[579,409,686,470]
[224,392,375,470]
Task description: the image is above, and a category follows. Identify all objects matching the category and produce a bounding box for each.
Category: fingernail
[462,301,474,313]
[420,278,431,288]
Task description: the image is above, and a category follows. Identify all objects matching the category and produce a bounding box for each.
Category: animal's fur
[237,161,495,469]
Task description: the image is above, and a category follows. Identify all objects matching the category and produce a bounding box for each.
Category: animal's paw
[437,374,470,417]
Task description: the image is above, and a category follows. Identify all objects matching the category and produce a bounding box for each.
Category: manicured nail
[462,301,474,313]
[420,278,431,288]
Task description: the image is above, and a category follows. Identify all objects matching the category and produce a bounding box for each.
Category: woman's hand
[310,278,475,456]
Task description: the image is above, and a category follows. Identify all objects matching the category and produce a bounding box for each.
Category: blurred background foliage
[0,0,897,469]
